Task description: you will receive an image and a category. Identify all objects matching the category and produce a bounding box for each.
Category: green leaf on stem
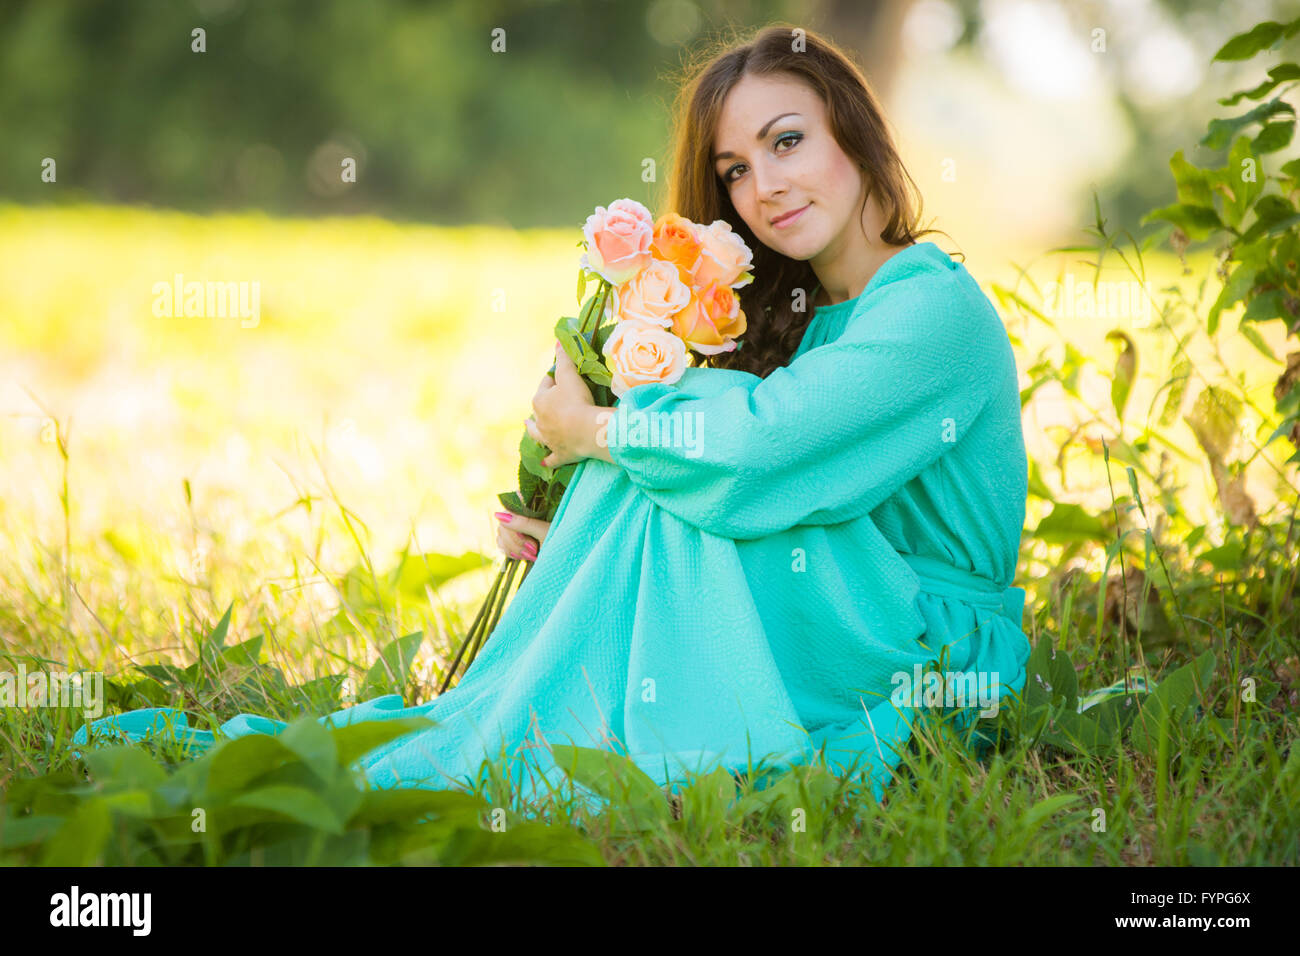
[1212,20,1300,62]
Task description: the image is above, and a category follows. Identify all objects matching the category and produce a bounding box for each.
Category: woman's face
[712,71,866,262]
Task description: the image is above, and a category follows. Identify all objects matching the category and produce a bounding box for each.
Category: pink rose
[692,219,755,290]
[601,318,688,397]
[581,198,655,286]
[613,258,692,328]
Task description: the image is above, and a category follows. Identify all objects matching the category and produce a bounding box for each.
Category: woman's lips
[772,203,809,228]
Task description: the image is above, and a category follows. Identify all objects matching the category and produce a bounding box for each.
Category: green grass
[0,203,1297,865]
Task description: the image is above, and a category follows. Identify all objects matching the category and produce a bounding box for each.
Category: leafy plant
[1,716,603,865]
[1143,16,1300,462]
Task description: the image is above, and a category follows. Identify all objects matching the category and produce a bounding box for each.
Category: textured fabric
[74,240,1031,815]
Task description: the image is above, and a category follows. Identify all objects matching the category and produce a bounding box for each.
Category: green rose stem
[438,277,611,694]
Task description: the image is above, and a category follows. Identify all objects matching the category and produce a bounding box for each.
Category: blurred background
[2,0,1298,689]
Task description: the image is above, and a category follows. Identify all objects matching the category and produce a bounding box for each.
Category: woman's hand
[527,342,614,468]
[494,510,550,562]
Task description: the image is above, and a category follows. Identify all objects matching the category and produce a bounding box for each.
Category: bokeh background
[2,0,1298,690]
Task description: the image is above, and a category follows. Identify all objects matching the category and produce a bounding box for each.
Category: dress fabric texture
[74,240,1031,811]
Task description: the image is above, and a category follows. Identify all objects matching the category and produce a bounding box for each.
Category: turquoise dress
[74,241,1030,812]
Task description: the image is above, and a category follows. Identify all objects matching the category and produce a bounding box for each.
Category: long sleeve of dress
[604,270,1007,540]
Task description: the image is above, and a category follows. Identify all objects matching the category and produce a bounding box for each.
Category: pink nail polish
[494,511,513,523]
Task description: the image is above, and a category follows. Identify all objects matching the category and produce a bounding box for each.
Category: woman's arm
[602,276,1008,540]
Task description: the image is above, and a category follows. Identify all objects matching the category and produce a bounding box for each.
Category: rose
[651,213,705,282]
[601,318,689,397]
[581,199,655,285]
[671,282,747,355]
[612,258,692,328]
[693,219,755,290]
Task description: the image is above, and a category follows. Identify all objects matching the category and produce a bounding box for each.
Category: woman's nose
[752,162,788,202]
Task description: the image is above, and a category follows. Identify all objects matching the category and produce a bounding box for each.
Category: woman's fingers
[494,512,550,561]
[495,511,550,545]
[496,526,537,561]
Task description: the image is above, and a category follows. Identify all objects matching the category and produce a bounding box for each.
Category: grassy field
[0,203,1296,865]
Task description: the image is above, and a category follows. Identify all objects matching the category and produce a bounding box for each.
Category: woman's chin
[768,237,818,261]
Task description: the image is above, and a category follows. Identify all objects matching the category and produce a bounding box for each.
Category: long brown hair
[661,22,957,378]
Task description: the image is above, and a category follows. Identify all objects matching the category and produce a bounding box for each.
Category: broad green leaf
[1214,136,1262,229]
[1032,503,1109,545]
[1129,651,1215,755]
[1139,203,1222,242]
[496,489,543,519]
[207,734,297,794]
[1170,151,1215,208]
[41,799,111,865]
[1106,330,1136,423]
[99,789,156,818]
[1212,21,1290,62]
[0,814,65,848]
[518,456,541,502]
[279,718,339,784]
[1023,633,1079,715]
[1200,96,1295,150]
[361,631,425,698]
[392,549,489,598]
[81,744,167,790]
[1197,539,1244,572]
[519,428,556,482]
[231,785,345,834]
[348,787,481,828]
[1239,195,1300,244]
[329,716,437,769]
[1252,119,1296,153]
[217,635,264,670]
[1242,288,1286,321]
[1219,62,1300,106]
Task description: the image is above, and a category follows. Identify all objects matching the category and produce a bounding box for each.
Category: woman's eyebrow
[713,112,802,162]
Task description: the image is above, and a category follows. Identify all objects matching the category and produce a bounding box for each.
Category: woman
[76,24,1030,813]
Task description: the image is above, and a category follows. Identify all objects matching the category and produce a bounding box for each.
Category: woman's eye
[775,131,802,151]
[723,133,802,184]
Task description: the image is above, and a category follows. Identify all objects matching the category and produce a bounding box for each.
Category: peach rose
[671,282,747,355]
[581,199,655,286]
[693,219,755,290]
[601,318,688,397]
[651,213,704,282]
[613,258,692,328]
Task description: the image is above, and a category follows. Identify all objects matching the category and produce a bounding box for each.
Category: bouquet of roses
[440,197,756,690]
